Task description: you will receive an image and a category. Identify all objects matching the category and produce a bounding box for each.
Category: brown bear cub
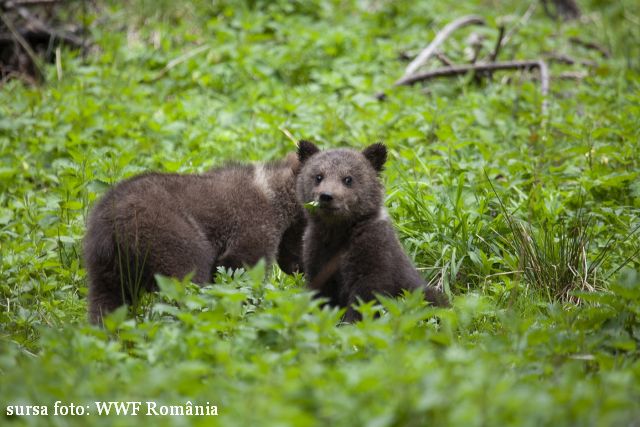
[296,141,447,322]
[84,154,305,324]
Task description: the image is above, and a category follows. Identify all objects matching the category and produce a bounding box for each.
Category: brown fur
[84,155,304,324]
[296,141,447,322]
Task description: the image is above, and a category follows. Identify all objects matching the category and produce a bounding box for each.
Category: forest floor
[1,1,639,426]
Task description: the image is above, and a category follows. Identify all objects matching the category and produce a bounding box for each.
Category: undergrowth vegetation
[1,0,639,425]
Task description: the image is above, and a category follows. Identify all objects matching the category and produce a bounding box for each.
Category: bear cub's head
[296,141,387,222]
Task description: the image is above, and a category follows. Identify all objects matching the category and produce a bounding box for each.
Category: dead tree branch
[395,60,546,86]
[395,59,550,116]
[401,15,485,79]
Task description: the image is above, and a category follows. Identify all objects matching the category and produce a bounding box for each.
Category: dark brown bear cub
[84,154,304,324]
[296,141,447,322]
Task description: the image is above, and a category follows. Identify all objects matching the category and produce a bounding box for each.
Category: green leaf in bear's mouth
[304,201,319,213]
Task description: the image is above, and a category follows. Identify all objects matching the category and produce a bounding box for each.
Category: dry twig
[396,60,546,86]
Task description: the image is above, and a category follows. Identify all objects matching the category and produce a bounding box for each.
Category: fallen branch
[401,15,485,79]
[395,59,550,116]
[396,60,547,86]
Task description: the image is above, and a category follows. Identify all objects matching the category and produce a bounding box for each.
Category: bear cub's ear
[298,140,320,164]
[362,142,387,173]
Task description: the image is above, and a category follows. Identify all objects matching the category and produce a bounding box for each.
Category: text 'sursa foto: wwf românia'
[84,154,305,324]
[296,141,448,322]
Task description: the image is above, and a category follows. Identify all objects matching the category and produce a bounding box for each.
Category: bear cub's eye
[343,176,353,186]
[315,174,323,184]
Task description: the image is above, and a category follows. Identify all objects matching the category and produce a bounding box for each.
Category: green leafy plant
[1,0,639,425]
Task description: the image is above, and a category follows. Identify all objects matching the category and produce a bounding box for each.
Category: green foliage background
[1,0,639,425]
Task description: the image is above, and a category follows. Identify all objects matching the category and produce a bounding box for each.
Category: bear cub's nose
[319,192,334,203]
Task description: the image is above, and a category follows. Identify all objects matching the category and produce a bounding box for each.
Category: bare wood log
[402,15,485,78]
